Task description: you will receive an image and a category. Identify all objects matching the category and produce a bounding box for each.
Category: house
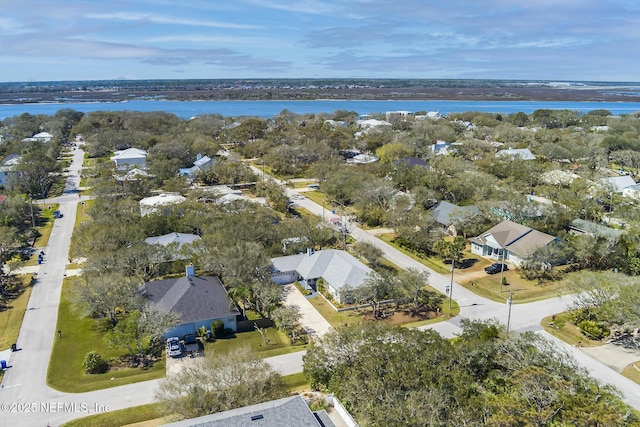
[163,394,344,427]
[347,153,379,165]
[470,220,557,266]
[392,157,430,169]
[140,265,239,339]
[179,153,214,179]
[386,110,412,121]
[430,140,452,156]
[22,131,53,143]
[144,232,201,261]
[622,183,640,200]
[271,249,372,304]
[110,147,148,170]
[0,154,21,188]
[432,201,480,236]
[496,147,536,161]
[569,219,623,241]
[595,175,636,193]
[139,193,186,216]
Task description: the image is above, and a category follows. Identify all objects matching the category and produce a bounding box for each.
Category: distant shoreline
[1,79,639,105]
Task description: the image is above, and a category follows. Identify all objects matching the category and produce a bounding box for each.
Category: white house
[271,249,372,304]
[470,220,557,266]
[496,147,536,161]
[179,153,214,179]
[144,232,201,261]
[22,131,53,143]
[139,193,186,216]
[347,153,379,165]
[595,175,636,194]
[111,148,148,170]
[0,154,21,188]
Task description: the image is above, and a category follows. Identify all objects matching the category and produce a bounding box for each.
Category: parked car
[485,263,508,274]
[183,333,197,345]
[166,336,182,357]
[52,210,63,218]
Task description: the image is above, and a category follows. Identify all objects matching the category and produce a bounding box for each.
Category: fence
[236,318,273,332]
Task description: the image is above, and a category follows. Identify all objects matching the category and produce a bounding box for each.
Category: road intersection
[0,159,638,426]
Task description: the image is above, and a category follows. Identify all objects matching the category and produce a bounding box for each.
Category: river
[2,99,640,119]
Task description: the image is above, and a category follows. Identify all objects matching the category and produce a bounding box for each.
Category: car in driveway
[52,210,63,218]
[485,263,508,274]
[183,333,197,345]
[166,336,182,357]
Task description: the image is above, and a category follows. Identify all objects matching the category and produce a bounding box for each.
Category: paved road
[0,161,635,426]
[275,176,640,410]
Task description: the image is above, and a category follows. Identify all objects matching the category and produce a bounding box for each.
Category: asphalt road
[0,161,637,426]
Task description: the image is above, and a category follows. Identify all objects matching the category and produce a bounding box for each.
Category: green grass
[541,312,603,348]
[621,364,640,385]
[48,278,166,393]
[307,294,364,329]
[461,270,567,303]
[61,402,173,427]
[204,328,308,359]
[0,276,34,350]
[282,372,310,392]
[377,234,452,274]
[377,233,567,303]
[23,204,59,266]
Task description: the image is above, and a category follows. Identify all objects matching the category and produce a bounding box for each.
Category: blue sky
[1,0,639,82]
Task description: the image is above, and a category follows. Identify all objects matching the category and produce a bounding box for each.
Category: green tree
[156,346,286,419]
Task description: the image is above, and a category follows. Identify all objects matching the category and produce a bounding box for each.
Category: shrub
[578,320,610,340]
[82,351,108,374]
[211,320,224,338]
[223,328,234,337]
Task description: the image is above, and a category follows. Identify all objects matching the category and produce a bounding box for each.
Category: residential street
[0,159,638,426]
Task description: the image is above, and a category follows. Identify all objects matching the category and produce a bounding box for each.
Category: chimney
[306,247,313,257]
[186,263,195,277]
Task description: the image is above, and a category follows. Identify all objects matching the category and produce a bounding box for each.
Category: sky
[1,0,639,83]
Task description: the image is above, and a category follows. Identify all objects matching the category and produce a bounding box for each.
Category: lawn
[377,233,568,304]
[0,276,34,350]
[48,278,166,393]
[307,294,364,329]
[203,327,308,359]
[461,271,567,304]
[61,402,174,427]
[541,312,603,348]
[621,363,640,385]
[23,204,59,267]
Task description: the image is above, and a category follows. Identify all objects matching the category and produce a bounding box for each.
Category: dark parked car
[183,333,197,345]
[485,263,508,274]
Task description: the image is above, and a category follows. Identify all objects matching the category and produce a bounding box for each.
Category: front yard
[48,278,166,393]
[377,233,570,304]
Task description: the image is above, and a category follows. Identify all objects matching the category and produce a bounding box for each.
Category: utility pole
[506,290,514,336]
[29,195,35,228]
[448,260,454,311]
[499,249,506,292]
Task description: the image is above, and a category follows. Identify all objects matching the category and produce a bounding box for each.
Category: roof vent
[250,414,264,421]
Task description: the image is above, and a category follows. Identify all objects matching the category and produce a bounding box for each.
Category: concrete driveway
[282,284,332,339]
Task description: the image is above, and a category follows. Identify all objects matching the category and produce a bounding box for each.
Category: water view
[2,99,640,120]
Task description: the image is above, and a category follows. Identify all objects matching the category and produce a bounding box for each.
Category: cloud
[85,12,261,30]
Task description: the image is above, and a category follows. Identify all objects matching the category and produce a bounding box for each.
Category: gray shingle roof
[144,232,201,248]
[470,220,556,257]
[141,275,238,324]
[272,249,372,293]
[432,201,480,226]
[163,395,335,427]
